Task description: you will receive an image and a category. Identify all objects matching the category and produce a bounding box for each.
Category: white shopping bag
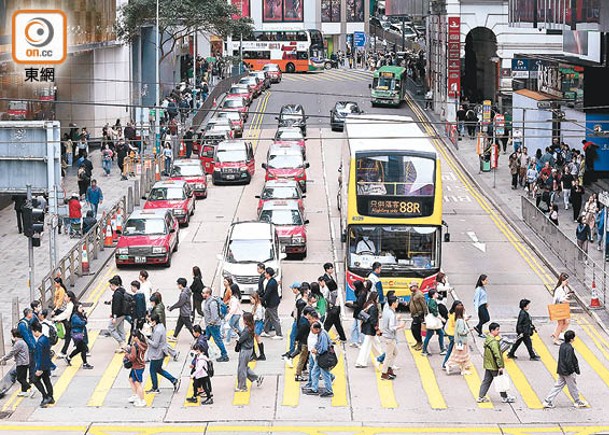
[494,372,511,393]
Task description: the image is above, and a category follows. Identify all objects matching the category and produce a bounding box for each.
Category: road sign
[599,191,609,207]
[354,32,367,48]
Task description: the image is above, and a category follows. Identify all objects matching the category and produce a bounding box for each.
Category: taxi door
[200,143,216,174]
[246,141,256,177]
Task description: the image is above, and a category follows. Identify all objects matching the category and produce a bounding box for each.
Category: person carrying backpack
[202,287,229,362]
[107,275,128,353]
[186,343,213,405]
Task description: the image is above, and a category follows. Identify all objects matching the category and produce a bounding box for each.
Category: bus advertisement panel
[340,115,443,303]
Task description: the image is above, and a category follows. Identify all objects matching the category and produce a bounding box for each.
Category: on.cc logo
[12,10,67,64]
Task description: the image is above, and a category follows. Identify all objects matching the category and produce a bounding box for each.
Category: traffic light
[22,204,45,246]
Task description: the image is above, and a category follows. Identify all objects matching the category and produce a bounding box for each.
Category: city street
[2,69,609,433]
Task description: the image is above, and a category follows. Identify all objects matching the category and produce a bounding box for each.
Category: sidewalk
[413,100,609,330]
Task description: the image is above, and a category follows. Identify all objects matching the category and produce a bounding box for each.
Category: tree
[117,0,253,63]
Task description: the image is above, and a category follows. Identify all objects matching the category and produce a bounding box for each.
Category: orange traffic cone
[590,279,602,308]
[116,209,124,234]
[81,242,89,274]
[212,97,217,108]
[179,140,186,157]
[104,220,114,247]
[155,159,161,181]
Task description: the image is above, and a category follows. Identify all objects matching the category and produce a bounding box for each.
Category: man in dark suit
[32,322,54,407]
[261,267,282,339]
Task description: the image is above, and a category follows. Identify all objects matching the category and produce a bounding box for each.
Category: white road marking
[467,231,486,253]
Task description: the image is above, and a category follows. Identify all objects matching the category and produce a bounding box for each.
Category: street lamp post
[155,0,161,153]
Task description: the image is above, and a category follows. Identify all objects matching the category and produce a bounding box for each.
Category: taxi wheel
[183,216,190,227]
[299,250,307,260]
[165,253,172,268]
[191,202,195,216]
[174,236,179,252]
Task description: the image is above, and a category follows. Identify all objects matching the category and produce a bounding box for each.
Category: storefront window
[346,0,364,22]
[322,0,341,22]
[263,0,303,22]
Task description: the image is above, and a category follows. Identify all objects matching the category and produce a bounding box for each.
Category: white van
[217,221,285,298]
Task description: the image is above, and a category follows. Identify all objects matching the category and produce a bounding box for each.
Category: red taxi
[238,76,263,97]
[169,159,208,199]
[200,128,231,174]
[115,209,179,268]
[205,117,235,139]
[143,180,195,226]
[212,140,255,185]
[262,144,309,192]
[256,179,305,216]
[226,84,253,106]
[274,127,307,158]
[214,111,244,138]
[221,97,249,121]
[262,63,282,83]
[250,71,270,90]
[258,200,308,259]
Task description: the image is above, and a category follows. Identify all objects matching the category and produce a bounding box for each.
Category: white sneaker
[283,357,294,368]
[574,401,589,408]
[134,398,146,407]
[272,335,283,340]
[543,401,555,408]
[260,332,271,338]
[17,391,30,397]
[502,395,516,403]
[128,395,137,403]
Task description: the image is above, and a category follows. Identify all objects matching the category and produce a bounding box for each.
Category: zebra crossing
[282,68,374,83]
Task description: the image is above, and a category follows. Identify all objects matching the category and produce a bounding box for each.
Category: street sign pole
[599,191,609,304]
[26,184,35,302]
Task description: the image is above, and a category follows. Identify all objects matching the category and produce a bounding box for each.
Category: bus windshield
[373,76,399,90]
[355,154,435,196]
[348,225,440,273]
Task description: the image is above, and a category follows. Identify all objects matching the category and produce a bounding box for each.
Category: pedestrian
[349,280,367,348]
[186,343,214,405]
[575,217,591,255]
[310,282,327,322]
[355,291,382,368]
[525,163,538,195]
[507,299,540,360]
[107,275,128,352]
[31,322,54,407]
[67,193,82,237]
[85,179,103,217]
[509,152,520,189]
[256,263,266,298]
[543,330,589,408]
[191,266,205,322]
[477,322,515,403]
[367,262,384,306]
[126,330,148,407]
[116,140,128,179]
[11,194,26,234]
[184,127,195,158]
[225,286,243,345]
[424,89,433,110]
[16,308,37,384]
[571,180,585,221]
[127,281,147,342]
[303,321,334,397]
[473,274,490,338]
[552,273,572,346]
[77,165,89,198]
[408,282,427,351]
[0,329,32,397]
[162,142,173,176]
[52,278,67,315]
[421,289,447,356]
[596,206,605,251]
[65,303,93,369]
[149,292,166,326]
[168,278,194,341]
[518,147,530,186]
[145,314,180,394]
[442,300,461,369]
[101,144,113,176]
[380,296,405,380]
[261,267,283,339]
[251,292,266,361]
[138,271,152,310]
[445,303,473,375]
[284,282,306,359]
[202,287,230,362]
[285,306,316,378]
[235,312,264,392]
[53,291,76,359]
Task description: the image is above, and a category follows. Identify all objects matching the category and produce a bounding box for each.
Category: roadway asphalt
[1,68,609,433]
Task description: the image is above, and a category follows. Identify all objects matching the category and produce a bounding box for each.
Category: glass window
[261,186,300,199]
[149,187,186,200]
[321,0,341,22]
[228,240,275,263]
[171,165,203,177]
[223,99,243,108]
[217,149,247,162]
[355,154,435,196]
[123,218,167,236]
[268,153,304,168]
[260,209,303,225]
[348,225,440,272]
[276,130,304,140]
[346,0,364,22]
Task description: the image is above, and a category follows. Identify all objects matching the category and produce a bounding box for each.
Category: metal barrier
[521,195,607,305]
[191,72,247,129]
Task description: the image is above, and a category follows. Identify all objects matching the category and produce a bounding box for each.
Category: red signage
[447,17,461,99]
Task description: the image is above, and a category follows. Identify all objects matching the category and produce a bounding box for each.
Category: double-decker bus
[339,115,443,303]
[370,66,407,107]
[229,29,325,73]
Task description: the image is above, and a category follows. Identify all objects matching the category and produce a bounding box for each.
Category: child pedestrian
[186,344,213,405]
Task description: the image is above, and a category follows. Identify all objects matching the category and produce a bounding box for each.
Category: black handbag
[317,346,338,370]
[357,310,370,322]
[234,341,241,353]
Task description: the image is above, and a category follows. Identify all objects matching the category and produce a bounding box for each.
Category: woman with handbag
[551,273,571,346]
[355,291,383,368]
[235,313,264,392]
[65,303,93,369]
[445,304,472,375]
[53,291,77,359]
[349,280,367,348]
[421,289,446,356]
[126,330,148,407]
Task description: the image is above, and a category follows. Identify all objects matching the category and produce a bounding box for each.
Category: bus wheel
[324,61,332,70]
[286,63,296,73]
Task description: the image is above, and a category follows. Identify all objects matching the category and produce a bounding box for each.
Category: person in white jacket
[186,344,213,405]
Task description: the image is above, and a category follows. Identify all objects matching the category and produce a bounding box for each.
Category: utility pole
[401,16,406,51]
[49,184,58,270]
[155,0,161,153]
[26,184,35,302]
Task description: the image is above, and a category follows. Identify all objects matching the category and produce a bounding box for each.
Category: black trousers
[60,322,72,355]
[411,317,423,344]
[28,350,36,383]
[476,304,490,333]
[68,339,88,364]
[323,306,346,341]
[509,333,536,358]
[192,296,204,320]
[16,365,30,392]
[511,173,519,188]
[33,369,53,400]
[174,315,194,338]
[193,376,212,398]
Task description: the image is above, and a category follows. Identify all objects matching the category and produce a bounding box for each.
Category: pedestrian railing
[521,196,608,306]
[191,72,247,129]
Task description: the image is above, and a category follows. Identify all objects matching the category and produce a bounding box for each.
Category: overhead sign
[482,100,492,125]
[494,114,505,136]
[447,17,460,99]
[599,191,609,207]
[354,32,367,48]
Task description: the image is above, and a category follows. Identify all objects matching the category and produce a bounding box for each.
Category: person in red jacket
[67,193,82,236]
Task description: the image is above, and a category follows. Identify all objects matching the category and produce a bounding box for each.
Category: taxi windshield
[261,186,299,199]
[223,99,243,108]
[218,112,240,121]
[171,165,203,177]
[228,239,275,263]
[217,149,247,163]
[268,154,304,169]
[260,209,303,225]
[123,218,167,236]
[229,87,248,94]
[149,187,185,200]
[276,130,303,141]
[263,65,279,71]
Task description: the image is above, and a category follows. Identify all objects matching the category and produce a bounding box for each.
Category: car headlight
[267,172,277,178]
[173,209,185,215]
[292,236,305,244]
[117,248,128,255]
[214,167,221,172]
[240,166,248,171]
[152,246,167,254]
[195,183,205,189]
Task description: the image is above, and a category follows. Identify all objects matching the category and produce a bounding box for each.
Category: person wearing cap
[507,299,540,360]
[107,275,128,352]
[408,281,427,351]
[283,282,305,358]
[261,267,282,339]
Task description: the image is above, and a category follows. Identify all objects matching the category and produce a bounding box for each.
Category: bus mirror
[368,83,372,89]
[444,232,451,242]
[261,163,267,169]
[305,162,310,168]
[341,230,347,243]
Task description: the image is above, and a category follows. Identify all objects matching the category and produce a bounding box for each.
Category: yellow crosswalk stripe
[577,319,609,363]
[460,364,494,409]
[404,332,447,409]
[143,330,176,407]
[233,355,256,406]
[87,352,124,407]
[503,358,543,409]
[282,325,299,407]
[327,331,347,407]
[373,351,398,408]
[572,334,609,390]
[531,334,585,403]
[52,331,100,403]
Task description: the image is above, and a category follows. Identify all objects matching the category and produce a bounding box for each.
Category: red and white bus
[229,29,325,73]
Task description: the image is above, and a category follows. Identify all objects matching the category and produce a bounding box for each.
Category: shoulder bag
[424,313,443,330]
[317,346,338,370]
